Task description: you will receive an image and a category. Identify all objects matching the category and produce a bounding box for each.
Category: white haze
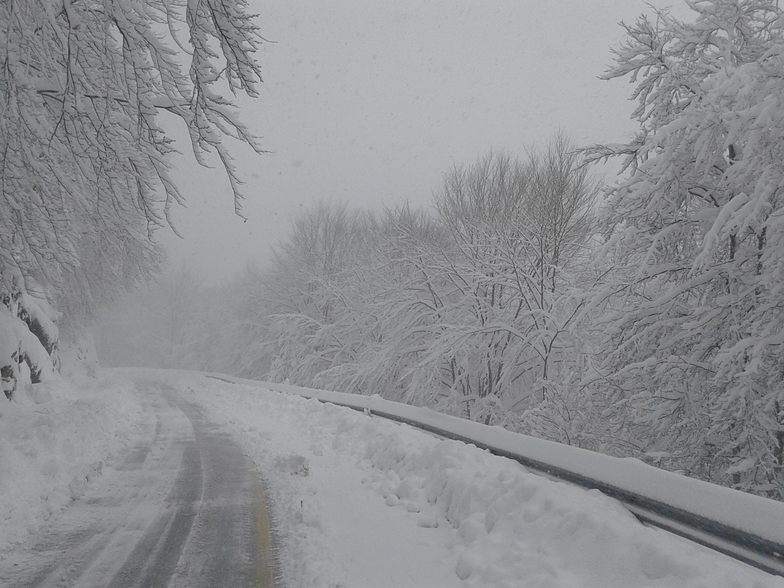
[159,0,685,281]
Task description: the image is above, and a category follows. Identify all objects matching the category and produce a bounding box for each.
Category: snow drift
[173,371,783,588]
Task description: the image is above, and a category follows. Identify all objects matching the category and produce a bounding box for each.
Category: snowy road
[0,380,276,588]
[2,370,783,587]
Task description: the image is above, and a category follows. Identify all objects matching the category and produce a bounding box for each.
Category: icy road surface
[0,381,276,588]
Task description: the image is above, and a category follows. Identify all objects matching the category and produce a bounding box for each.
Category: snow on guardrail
[204,373,784,577]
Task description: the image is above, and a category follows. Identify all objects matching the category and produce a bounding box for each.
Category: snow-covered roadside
[0,373,146,553]
[168,372,783,588]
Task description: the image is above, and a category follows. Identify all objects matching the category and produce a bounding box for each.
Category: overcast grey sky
[161,0,682,281]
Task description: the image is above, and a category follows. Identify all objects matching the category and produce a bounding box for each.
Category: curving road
[0,382,276,588]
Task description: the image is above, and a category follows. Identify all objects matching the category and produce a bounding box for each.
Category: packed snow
[0,372,145,554]
[2,368,783,587]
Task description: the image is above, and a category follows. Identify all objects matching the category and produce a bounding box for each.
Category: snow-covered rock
[0,308,55,397]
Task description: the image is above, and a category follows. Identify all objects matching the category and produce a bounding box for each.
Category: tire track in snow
[0,380,277,587]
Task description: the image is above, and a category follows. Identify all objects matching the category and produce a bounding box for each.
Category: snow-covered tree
[425,139,598,424]
[0,0,263,388]
[261,203,377,385]
[0,269,59,397]
[0,0,264,375]
[251,138,599,431]
[585,0,784,496]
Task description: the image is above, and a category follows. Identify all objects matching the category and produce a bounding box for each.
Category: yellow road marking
[256,481,276,587]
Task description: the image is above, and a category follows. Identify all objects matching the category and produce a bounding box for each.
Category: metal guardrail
[344,404,784,577]
[204,374,784,577]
